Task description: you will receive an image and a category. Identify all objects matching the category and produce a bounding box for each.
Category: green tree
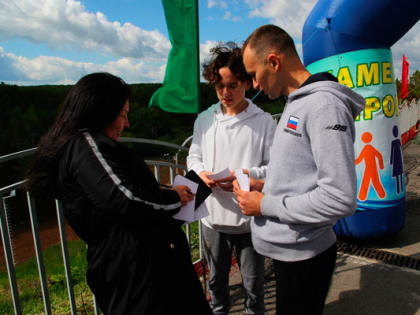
[408,70,420,100]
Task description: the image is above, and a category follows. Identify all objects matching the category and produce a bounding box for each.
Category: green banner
[149,0,200,113]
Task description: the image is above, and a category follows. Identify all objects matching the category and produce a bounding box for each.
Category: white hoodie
[187,99,277,233]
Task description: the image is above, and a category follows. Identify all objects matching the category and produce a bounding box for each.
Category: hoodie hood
[186,97,277,233]
[288,81,365,119]
[212,98,267,126]
[251,79,362,261]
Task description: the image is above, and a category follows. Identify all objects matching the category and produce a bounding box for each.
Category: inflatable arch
[302,0,420,238]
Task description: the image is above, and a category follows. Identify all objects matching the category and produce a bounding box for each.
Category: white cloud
[223,11,241,22]
[0,46,166,85]
[208,0,235,22]
[0,39,222,85]
[245,0,316,40]
[392,22,420,80]
[1,0,417,86]
[243,0,419,80]
[207,0,217,9]
[0,0,171,60]
[200,40,219,65]
[207,0,228,9]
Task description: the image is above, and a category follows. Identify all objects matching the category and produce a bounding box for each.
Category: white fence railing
[0,137,199,315]
[0,111,284,314]
[399,99,420,144]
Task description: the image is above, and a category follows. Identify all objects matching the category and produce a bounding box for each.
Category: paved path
[226,142,420,314]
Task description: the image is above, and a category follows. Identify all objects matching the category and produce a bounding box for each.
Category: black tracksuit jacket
[56,131,212,314]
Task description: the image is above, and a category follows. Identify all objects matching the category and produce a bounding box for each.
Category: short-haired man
[234,24,365,315]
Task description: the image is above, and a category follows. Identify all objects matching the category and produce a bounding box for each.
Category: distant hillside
[0,82,284,189]
[0,82,284,157]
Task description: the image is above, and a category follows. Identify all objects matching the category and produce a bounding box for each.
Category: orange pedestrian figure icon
[355,132,386,201]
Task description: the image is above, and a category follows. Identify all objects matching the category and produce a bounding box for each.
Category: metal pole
[185,223,191,246]
[55,200,77,314]
[169,166,174,185]
[93,294,100,315]
[155,165,161,183]
[3,190,16,265]
[0,194,22,315]
[198,221,207,295]
[26,192,51,315]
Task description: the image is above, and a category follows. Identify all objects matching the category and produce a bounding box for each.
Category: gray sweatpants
[201,224,265,315]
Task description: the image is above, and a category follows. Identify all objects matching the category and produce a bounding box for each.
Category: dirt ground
[0,219,80,269]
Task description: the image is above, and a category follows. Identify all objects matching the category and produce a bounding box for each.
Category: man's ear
[267,53,282,71]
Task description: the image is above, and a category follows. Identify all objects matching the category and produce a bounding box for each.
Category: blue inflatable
[302,0,420,239]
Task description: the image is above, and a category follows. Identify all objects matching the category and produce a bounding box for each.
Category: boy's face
[215,67,250,113]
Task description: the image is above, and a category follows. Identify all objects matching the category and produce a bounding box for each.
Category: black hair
[26,72,130,195]
[202,42,251,85]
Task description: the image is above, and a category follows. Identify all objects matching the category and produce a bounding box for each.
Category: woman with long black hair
[27,72,212,314]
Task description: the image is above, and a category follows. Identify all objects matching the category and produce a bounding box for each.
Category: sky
[0,0,419,86]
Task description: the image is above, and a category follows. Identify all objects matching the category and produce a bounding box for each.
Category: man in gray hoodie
[234,24,365,315]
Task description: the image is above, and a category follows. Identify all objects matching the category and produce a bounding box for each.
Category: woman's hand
[172,185,195,206]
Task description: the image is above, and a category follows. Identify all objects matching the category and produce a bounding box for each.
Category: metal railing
[174,112,282,162]
[0,137,200,315]
[399,99,420,145]
[0,112,282,314]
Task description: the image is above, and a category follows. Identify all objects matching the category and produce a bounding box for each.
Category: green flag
[149,0,200,113]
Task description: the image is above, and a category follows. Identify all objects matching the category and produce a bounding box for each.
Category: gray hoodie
[251,80,365,262]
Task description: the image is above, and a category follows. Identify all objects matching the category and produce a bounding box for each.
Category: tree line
[0,81,285,187]
[395,70,420,102]
[0,71,418,223]
[2,69,417,186]
[2,69,420,159]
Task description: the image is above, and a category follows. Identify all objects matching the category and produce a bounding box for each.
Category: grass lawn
[183,221,201,262]
[0,223,201,314]
[0,240,96,314]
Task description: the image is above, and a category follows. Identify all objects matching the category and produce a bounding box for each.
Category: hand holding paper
[172,175,198,222]
[236,173,250,191]
[199,171,216,188]
[172,172,211,223]
[210,168,237,192]
[172,185,194,206]
[208,168,232,181]
[234,189,263,216]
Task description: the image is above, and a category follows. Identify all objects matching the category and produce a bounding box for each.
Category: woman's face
[103,100,130,140]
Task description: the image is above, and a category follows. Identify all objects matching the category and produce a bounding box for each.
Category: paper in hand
[234,169,244,175]
[236,173,250,191]
[172,175,198,222]
[208,168,232,181]
[185,170,212,210]
[194,203,209,222]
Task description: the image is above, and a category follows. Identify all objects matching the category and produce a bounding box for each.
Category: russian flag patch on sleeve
[287,116,299,130]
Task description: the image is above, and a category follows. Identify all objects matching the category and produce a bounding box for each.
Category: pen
[161,183,194,195]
